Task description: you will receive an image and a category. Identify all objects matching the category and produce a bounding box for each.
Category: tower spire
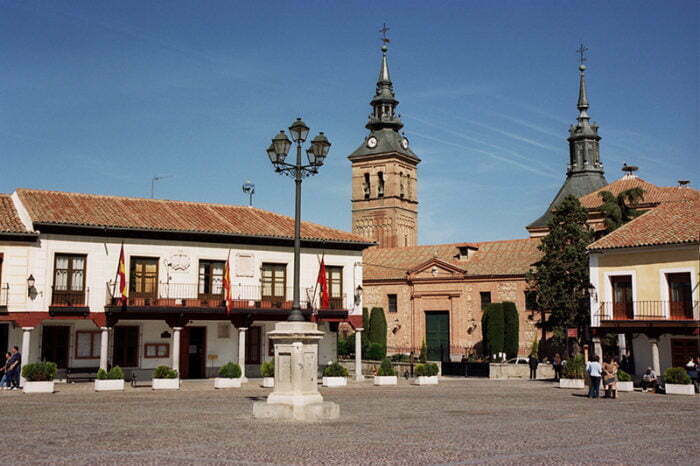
[577,64,590,121]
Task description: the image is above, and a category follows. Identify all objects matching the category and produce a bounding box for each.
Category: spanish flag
[117,244,127,306]
[317,257,329,309]
[223,250,233,312]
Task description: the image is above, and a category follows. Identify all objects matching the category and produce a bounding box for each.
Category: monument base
[253,400,340,421]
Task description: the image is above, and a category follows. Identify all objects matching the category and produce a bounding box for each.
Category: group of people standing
[0,346,21,389]
[586,355,620,399]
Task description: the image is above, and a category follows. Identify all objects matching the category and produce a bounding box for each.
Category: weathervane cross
[379,22,390,44]
[576,42,588,65]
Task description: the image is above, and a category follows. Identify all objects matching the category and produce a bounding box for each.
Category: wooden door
[113,326,139,367]
[41,326,70,369]
[130,257,158,301]
[245,327,261,364]
[425,312,450,362]
[187,327,206,379]
[611,276,633,320]
[667,273,692,319]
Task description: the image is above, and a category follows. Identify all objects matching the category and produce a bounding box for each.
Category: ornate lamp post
[265,118,331,322]
[253,118,338,421]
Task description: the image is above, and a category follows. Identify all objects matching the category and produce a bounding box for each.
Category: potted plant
[374,358,397,386]
[152,365,179,390]
[214,362,243,389]
[616,369,634,392]
[22,361,57,393]
[663,367,694,396]
[413,362,439,385]
[322,362,349,387]
[260,360,274,388]
[95,366,125,391]
[560,355,585,389]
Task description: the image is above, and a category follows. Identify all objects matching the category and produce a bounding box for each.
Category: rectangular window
[480,292,491,310]
[525,291,538,311]
[198,260,225,298]
[75,331,100,359]
[130,257,159,300]
[144,343,170,359]
[52,254,87,306]
[261,263,286,305]
[388,294,398,313]
[326,266,343,309]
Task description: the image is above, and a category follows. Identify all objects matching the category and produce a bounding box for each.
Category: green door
[425,312,449,361]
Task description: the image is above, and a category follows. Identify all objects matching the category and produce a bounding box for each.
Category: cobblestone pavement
[2,377,697,465]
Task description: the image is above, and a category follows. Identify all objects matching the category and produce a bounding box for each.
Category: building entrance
[425,312,449,362]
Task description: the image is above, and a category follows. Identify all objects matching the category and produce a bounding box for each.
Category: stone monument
[252,321,339,421]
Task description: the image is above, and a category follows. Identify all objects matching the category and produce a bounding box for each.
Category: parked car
[506,357,529,365]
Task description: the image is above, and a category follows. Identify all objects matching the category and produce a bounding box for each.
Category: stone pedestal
[253,321,339,421]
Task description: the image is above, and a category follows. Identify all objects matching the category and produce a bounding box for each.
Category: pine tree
[598,187,645,233]
[526,195,593,338]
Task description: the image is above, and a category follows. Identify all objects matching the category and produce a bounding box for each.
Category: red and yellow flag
[317,258,329,309]
[117,244,127,306]
[223,251,233,312]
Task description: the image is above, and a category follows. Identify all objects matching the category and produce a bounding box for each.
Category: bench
[66,367,100,383]
[129,369,152,388]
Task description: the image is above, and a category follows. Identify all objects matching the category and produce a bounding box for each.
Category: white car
[506,357,530,365]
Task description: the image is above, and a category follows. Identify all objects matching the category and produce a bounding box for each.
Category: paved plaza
[2,378,697,465]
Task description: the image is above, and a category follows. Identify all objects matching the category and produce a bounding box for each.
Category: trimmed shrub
[390,353,411,362]
[663,367,691,385]
[617,369,632,382]
[563,355,585,379]
[419,340,427,363]
[107,366,124,380]
[260,360,275,378]
[218,362,242,379]
[502,301,519,359]
[323,362,349,377]
[362,307,370,335]
[337,337,352,357]
[484,303,504,357]
[366,342,385,361]
[530,335,539,358]
[96,368,108,380]
[481,310,489,356]
[368,307,387,351]
[376,358,395,376]
[415,363,439,377]
[22,362,57,382]
[153,365,178,379]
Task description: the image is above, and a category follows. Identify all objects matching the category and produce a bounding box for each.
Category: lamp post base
[252,321,339,421]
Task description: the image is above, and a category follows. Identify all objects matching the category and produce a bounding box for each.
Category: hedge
[153,365,178,379]
[502,301,519,359]
[22,362,57,382]
[218,362,242,379]
[663,367,691,385]
[415,363,439,377]
[377,358,395,376]
[323,362,349,377]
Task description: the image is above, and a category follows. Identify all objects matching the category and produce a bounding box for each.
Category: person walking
[6,346,21,390]
[0,352,11,389]
[553,353,562,382]
[587,355,602,399]
[528,353,539,380]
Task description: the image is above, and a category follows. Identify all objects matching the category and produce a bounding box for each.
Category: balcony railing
[50,287,89,307]
[595,301,698,322]
[106,282,349,311]
[0,284,8,309]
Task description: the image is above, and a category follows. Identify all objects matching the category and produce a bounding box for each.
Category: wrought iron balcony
[50,287,89,307]
[105,282,349,311]
[594,301,698,322]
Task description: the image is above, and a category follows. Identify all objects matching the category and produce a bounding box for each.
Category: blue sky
[1,0,697,244]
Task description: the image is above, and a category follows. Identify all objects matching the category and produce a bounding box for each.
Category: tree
[368,307,387,358]
[482,303,504,357]
[598,187,645,233]
[526,195,593,343]
[502,301,520,359]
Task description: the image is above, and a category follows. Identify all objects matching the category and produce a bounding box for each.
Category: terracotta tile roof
[578,177,700,209]
[588,199,700,250]
[363,238,541,281]
[0,195,29,233]
[15,189,371,244]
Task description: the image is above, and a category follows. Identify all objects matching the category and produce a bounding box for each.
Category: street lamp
[265,118,331,322]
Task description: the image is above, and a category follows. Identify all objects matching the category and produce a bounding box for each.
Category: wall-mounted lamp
[354,285,363,306]
[27,274,36,297]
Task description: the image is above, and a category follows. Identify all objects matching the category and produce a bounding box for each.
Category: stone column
[99,327,110,371]
[354,328,364,381]
[617,334,627,359]
[649,339,660,375]
[172,327,183,374]
[20,327,34,387]
[238,327,247,382]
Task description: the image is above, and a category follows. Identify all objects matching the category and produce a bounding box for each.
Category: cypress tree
[481,307,490,356]
[485,303,504,357]
[502,301,520,358]
[368,307,387,358]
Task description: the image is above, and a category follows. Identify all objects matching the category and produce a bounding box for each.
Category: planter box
[617,381,634,392]
[322,377,347,387]
[413,376,439,386]
[261,377,274,388]
[23,381,55,394]
[560,378,585,389]
[95,379,125,392]
[214,377,242,389]
[665,383,695,396]
[152,378,179,390]
[374,376,398,386]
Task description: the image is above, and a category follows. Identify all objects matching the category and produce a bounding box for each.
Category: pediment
[407,258,466,280]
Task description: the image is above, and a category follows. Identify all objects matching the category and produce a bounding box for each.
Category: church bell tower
[349,42,420,248]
